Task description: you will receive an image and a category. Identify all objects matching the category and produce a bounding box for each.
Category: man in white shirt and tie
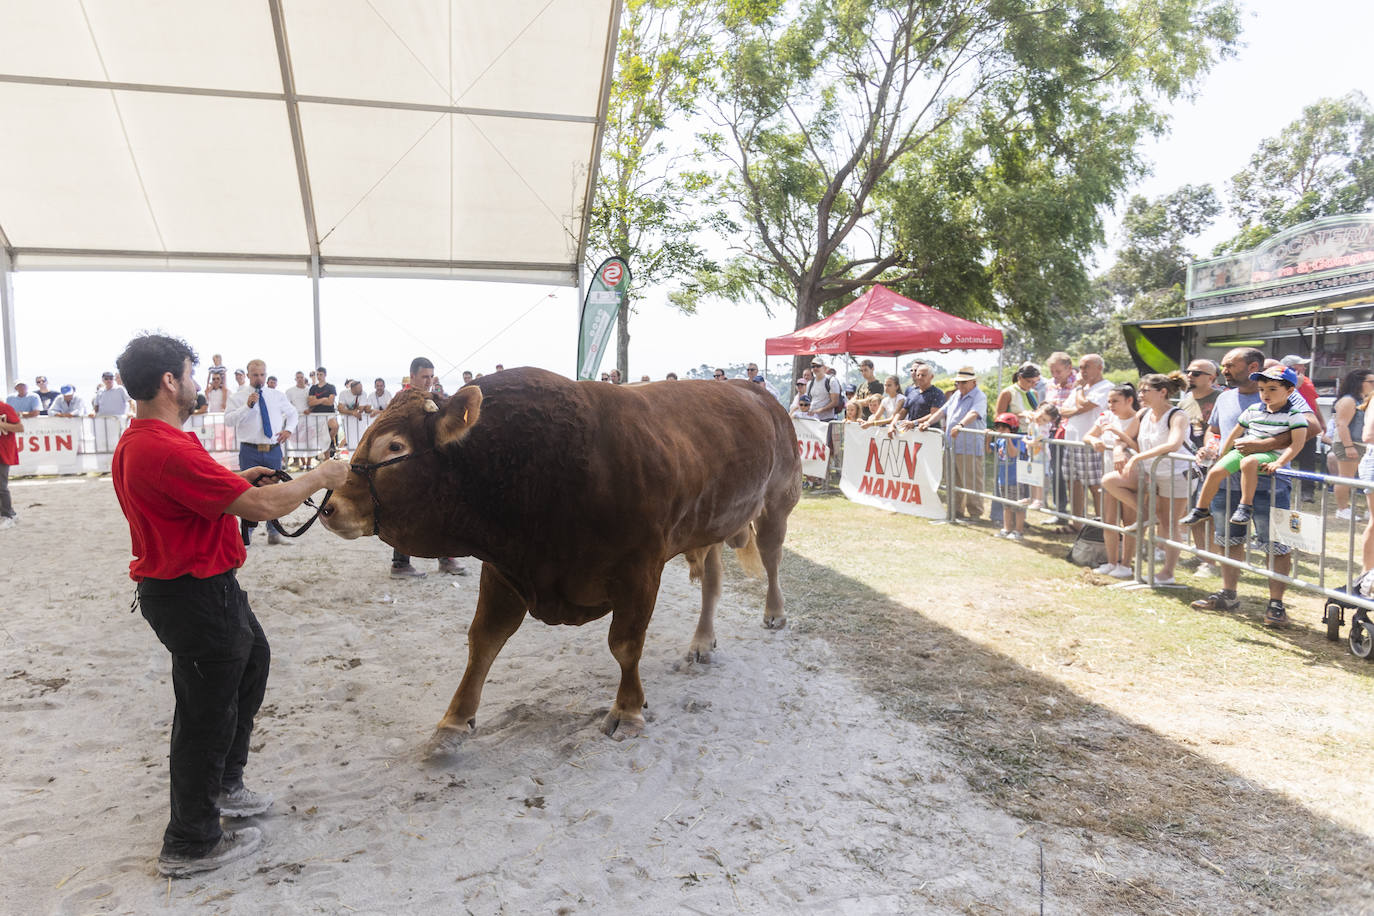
[225,359,298,547]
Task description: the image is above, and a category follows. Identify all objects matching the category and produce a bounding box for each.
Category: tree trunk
[616,288,631,380]
[791,284,822,381]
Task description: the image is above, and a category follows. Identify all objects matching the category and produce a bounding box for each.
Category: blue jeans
[238,443,282,542]
[991,455,1019,525]
[1209,476,1291,556]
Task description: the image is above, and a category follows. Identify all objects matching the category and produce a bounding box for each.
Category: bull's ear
[435,386,482,450]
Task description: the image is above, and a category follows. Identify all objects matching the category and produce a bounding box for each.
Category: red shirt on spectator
[1295,374,1320,414]
[0,402,18,465]
[112,418,251,581]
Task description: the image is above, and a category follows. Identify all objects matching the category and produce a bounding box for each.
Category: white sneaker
[1007,531,1025,541]
[1093,562,1116,574]
[0,517,14,530]
[1336,507,1352,521]
[1151,575,1177,586]
[1194,562,1218,577]
[1109,564,1134,579]
[157,827,261,877]
[993,530,1009,538]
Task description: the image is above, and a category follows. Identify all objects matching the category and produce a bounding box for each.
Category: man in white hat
[918,367,987,520]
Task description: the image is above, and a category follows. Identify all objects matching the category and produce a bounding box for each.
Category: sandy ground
[4,477,1247,914]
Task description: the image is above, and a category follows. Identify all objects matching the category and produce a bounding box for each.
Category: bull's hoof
[685,637,717,665]
[762,613,787,630]
[423,720,475,758]
[601,709,646,741]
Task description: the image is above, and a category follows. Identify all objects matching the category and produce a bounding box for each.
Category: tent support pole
[0,241,16,393]
[995,345,1004,400]
[310,253,322,370]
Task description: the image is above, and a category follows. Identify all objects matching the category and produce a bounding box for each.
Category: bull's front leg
[424,563,526,758]
[602,570,662,739]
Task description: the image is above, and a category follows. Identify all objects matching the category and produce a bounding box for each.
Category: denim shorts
[1210,480,1291,556]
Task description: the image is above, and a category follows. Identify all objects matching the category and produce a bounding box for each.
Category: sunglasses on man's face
[714,373,725,378]
[1186,370,1213,377]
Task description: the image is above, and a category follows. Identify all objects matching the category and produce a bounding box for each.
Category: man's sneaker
[1180,507,1210,527]
[156,827,262,878]
[390,564,427,579]
[1109,564,1134,579]
[1336,507,1353,521]
[437,558,467,575]
[1192,591,1240,612]
[1229,504,1254,525]
[1194,562,1219,577]
[1093,562,1115,574]
[267,527,286,546]
[1150,574,1177,587]
[1263,600,1291,628]
[217,784,274,818]
[0,517,14,531]
[1006,531,1025,542]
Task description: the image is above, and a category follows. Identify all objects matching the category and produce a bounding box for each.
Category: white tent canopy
[0,0,619,380]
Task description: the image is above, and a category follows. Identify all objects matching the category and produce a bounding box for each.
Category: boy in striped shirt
[1181,366,1308,526]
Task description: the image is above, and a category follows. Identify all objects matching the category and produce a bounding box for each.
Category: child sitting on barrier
[1181,366,1308,527]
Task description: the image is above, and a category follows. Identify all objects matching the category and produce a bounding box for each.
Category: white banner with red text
[12,416,121,476]
[792,417,831,478]
[839,424,946,518]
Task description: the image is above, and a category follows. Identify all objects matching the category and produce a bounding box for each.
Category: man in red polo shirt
[111,334,346,877]
[0,397,22,528]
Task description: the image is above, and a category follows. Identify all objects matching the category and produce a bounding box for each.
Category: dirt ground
[3,478,1372,914]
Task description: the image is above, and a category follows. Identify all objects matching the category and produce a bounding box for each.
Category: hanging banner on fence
[13,416,98,476]
[839,424,945,518]
[793,417,830,478]
[577,256,630,380]
[1016,447,1046,488]
[1271,506,1325,554]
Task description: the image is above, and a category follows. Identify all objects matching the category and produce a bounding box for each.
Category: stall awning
[765,284,1002,357]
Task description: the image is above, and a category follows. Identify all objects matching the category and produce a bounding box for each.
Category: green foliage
[587,0,726,374]
[1035,184,1220,370]
[685,0,1241,377]
[1218,91,1374,253]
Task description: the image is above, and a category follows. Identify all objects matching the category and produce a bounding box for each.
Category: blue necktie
[257,387,273,440]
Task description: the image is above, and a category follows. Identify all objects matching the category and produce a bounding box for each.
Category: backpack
[1066,525,1107,568]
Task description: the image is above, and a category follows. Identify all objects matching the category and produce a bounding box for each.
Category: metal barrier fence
[13,412,362,477]
[934,426,1374,633]
[806,421,1374,644]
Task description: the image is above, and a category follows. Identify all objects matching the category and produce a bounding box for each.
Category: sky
[4,0,1373,398]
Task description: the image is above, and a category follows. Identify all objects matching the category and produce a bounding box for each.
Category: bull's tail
[730,523,765,579]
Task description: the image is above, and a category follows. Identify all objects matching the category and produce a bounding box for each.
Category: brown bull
[319,367,800,752]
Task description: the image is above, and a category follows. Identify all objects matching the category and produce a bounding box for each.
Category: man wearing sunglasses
[1178,360,1221,449]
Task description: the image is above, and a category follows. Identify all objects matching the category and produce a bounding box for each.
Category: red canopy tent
[764,284,1002,356]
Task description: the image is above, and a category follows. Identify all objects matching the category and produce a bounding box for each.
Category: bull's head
[319,386,482,554]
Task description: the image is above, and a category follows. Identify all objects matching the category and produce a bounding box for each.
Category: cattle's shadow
[733,548,1374,912]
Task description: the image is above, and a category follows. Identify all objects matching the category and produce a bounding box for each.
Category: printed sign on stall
[839,425,945,519]
[13,417,102,476]
[792,417,830,478]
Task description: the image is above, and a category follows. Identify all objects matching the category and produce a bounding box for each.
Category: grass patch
[737,494,1374,911]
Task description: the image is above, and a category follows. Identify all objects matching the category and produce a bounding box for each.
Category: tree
[1221,91,1374,252]
[687,0,1240,378]
[1048,184,1220,368]
[586,0,723,379]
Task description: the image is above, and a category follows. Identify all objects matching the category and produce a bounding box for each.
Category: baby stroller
[1324,571,1374,658]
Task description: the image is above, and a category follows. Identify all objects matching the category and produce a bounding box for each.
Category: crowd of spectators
[766,345,1374,627]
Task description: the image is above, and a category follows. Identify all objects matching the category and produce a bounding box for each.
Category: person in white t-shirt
[1056,354,1114,525]
[364,378,392,415]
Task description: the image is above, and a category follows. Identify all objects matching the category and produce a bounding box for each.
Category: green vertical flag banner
[577,256,630,380]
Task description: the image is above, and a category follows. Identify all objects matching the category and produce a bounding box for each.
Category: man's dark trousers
[138,571,269,856]
[238,442,283,544]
